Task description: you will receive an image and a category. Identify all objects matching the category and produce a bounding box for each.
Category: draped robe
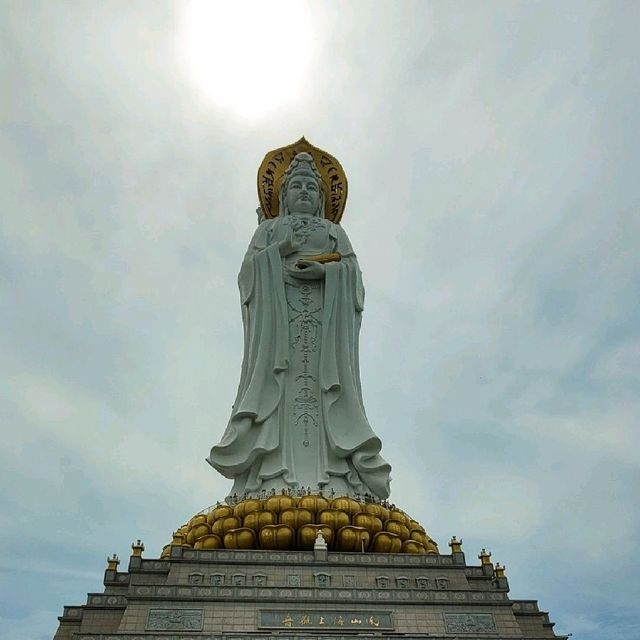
[207,214,391,499]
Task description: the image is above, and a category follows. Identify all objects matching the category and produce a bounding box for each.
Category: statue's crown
[286,152,317,175]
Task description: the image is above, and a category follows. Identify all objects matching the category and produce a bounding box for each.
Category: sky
[1,1,639,638]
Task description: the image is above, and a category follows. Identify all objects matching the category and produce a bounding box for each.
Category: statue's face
[285,171,320,216]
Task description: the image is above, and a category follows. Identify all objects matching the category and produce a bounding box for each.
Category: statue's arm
[238,220,274,304]
[333,224,365,311]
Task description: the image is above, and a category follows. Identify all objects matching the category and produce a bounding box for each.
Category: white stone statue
[207,152,391,499]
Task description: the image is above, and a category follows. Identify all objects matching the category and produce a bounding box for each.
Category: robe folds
[208,215,391,499]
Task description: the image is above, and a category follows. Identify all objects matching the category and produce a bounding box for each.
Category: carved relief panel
[342,575,356,587]
[287,574,301,587]
[435,576,450,590]
[314,572,330,588]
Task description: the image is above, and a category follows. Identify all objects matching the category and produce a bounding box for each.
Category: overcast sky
[2,1,639,639]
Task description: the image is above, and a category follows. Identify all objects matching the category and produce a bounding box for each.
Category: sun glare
[181,0,314,119]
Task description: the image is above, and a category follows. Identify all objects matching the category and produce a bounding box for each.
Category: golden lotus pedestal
[163,494,440,557]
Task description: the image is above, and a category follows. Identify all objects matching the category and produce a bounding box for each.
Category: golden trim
[299,252,341,265]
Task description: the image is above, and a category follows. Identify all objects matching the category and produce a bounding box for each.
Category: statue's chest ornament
[285,215,324,245]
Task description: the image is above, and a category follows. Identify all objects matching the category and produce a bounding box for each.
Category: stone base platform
[54,545,565,639]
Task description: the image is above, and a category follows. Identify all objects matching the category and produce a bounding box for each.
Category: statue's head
[279,152,324,217]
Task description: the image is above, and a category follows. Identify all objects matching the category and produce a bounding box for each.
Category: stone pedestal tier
[54,545,566,639]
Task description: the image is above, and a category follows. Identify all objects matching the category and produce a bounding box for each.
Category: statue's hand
[279,228,300,257]
[289,260,326,280]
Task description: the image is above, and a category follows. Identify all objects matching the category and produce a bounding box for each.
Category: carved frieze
[444,612,497,634]
[146,608,203,631]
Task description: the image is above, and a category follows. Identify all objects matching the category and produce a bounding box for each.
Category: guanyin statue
[208,139,391,500]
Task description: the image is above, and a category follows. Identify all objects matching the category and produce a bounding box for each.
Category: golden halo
[257,137,348,223]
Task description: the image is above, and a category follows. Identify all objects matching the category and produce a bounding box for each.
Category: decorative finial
[478,548,492,566]
[495,562,506,578]
[106,554,120,571]
[314,531,328,550]
[131,540,145,557]
[449,536,463,553]
[171,531,186,546]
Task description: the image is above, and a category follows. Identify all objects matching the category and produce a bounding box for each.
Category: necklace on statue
[287,215,323,245]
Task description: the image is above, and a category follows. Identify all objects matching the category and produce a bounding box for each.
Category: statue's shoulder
[245,218,280,252]
[258,218,279,230]
[254,217,280,238]
[328,220,349,238]
[328,222,356,255]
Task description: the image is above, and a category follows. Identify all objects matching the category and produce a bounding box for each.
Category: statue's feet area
[164,494,439,556]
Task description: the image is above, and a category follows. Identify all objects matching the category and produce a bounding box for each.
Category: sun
[181,0,314,119]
